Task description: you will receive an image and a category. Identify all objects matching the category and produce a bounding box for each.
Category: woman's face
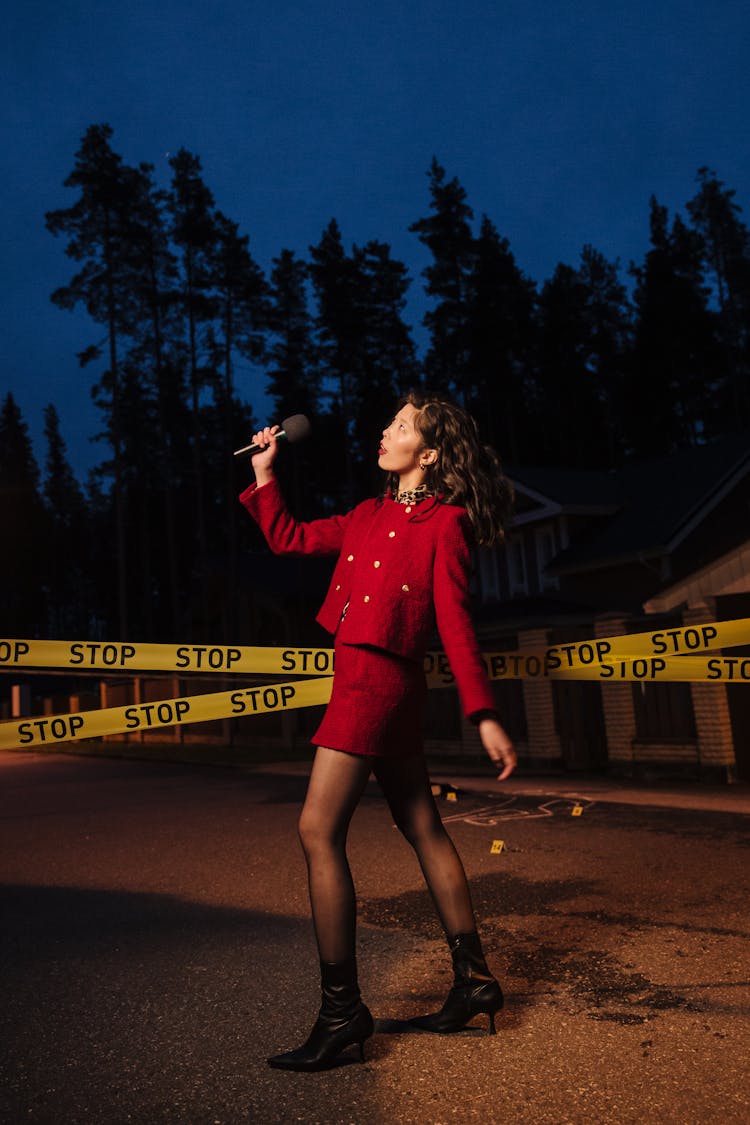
[378,403,432,477]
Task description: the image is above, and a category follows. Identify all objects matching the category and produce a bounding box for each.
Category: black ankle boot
[267,957,374,1071]
[410,931,503,1035]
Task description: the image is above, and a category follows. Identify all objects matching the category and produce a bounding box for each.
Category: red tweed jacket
[239,479,496,719]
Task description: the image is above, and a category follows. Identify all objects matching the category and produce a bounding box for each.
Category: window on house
[535,526,559,591]
[477,547,500,602]
[508,536,528,596]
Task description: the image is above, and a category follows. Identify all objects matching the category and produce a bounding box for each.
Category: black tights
[298,746,476,964]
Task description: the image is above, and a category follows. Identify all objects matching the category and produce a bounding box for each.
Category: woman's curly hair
[384,390,514,547]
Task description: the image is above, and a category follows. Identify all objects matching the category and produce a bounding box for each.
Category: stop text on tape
[0,639,335,676]
[427,652,750,685]
[0,677,333,751]
[1,617,749,690]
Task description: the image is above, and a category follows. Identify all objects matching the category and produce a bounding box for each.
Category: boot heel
[267,958,374,1072]
[409,931,505,1035]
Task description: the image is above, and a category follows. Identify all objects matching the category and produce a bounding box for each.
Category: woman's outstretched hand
[249,425,281,485]
[478,718,517,780]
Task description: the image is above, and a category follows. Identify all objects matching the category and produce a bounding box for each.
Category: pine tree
[528,248,632,468]
[42,404,91,634]
[0,394,47,635]
[465,215,536,462]
[309,224,419,501]
[534,262,606,466]
[351,240,419,492]
[45,123,141,636]
[167,148,219,628]
[265,250,325,516]
[213,212,269,387]
[627,197,720,454]
[267,249,318,419]
[0,394,40,491]
[355,240,419,395]
[687,168,750,429]
[409,158,476,396]
[210,211,269,637]
[577,245,633,466]
[122,160,186,638]
[309,219,364,504]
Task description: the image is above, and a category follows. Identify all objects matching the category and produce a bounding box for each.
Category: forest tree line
[3,123,750,644]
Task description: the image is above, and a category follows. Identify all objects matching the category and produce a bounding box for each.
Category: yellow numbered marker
[572,805,584,817]
[490,840,504,854]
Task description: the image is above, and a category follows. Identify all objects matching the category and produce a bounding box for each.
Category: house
[460,433,750,781]
[475,431,750,619]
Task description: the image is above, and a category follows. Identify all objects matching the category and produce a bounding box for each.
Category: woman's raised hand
[250,426,281,484]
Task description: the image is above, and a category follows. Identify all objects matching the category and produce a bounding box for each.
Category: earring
[419,463,427,471]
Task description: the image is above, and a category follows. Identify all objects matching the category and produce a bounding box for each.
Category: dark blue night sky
[3,0,749,476]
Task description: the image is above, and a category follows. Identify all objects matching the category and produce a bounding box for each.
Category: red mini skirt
[312,641,427,758]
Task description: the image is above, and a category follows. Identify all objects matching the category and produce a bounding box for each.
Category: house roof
[508,465,618,510]
[509,432,750,576]
[643,539,750,612]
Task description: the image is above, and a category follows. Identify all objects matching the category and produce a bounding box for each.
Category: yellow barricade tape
[0,639,335,676]
[427,654,750,686]
[4,652,745,752]
[0,677,333,751]
[542,618,749,661]
[1,618,749,676]
[1,619,748,753]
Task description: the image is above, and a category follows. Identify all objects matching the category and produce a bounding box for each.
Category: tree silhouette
[687,168,750,429]
[266,249,326,516]
[309,222,418,501]
[0,394,46,635]
[409,157,475,396]
[267,249,318,420]
[45,123,141,636]
[465,215,537,463]
[210,211,269,635]
[122,160,185,637]
[533,262,606,466]
[576,245,632,466]
[351,239,419,493]
[167,148,220,626]
[42,404,92,635]
[309,219,364,504]
[39,132,750,644]
[627,197,720,454]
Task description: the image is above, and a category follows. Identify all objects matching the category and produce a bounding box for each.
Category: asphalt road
[2,750,749,1125]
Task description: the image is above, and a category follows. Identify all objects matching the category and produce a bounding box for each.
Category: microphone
[233,414,311,457]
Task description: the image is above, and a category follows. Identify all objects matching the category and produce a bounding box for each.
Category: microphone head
[281,414,311,444]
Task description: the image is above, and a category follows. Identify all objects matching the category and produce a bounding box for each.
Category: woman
[240,391,516,1072]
